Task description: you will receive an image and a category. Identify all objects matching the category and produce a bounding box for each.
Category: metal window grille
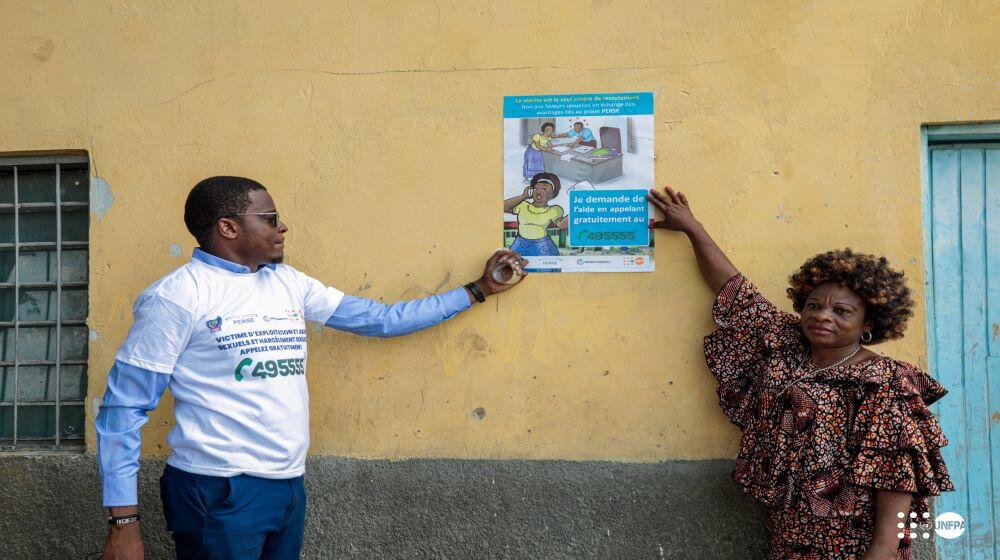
[0,154,90,451]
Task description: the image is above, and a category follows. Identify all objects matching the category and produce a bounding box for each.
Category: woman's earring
[861,331,873,344]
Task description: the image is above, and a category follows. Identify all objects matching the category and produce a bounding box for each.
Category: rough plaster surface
[0,455,938,559]
[0,1,989,462]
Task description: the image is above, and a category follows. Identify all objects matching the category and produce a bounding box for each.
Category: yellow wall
[1,1,997,460]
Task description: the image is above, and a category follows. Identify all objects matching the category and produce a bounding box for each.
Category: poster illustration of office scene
[502,92,655,272]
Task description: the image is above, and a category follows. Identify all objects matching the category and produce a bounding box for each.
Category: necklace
[774,344,862,399]
[807,345,862,370]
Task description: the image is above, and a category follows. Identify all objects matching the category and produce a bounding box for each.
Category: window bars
[0,155,90,450]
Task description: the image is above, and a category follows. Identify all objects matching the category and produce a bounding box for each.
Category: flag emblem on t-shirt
[286,308,303,321]
[206,316,223,332]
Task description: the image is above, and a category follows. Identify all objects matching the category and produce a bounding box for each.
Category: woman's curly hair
[786,248,914,345]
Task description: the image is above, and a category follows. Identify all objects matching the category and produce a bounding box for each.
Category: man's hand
[103,506,143,560]
[474,249,527,298]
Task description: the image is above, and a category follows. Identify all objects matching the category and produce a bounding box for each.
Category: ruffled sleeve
[703,273,803,428]
[849,360,954,500]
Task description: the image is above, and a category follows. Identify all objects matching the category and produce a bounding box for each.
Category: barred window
[0,154,89,451]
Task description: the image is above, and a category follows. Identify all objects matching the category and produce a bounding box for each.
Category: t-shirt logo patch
[286,308,303,321]
[206,316,223,333]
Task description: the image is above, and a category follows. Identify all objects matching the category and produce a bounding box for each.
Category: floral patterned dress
[704,274,953,559]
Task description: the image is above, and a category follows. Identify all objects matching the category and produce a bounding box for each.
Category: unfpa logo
[896,511,966,540]
[935,512,966,539]
[896,512,933,540]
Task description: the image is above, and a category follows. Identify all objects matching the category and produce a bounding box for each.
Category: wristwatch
[464,281,486,303]
[108,513,141,526]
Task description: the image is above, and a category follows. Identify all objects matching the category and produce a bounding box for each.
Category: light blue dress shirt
[566,127,595,142]
[96,249,471,506]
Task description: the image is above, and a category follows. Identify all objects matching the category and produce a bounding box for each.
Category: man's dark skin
[103,189,526,559]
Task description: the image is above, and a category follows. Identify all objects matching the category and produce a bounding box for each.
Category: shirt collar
[192,248,277,274]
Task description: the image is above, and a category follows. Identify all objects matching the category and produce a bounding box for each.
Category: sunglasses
[232,212,280,228]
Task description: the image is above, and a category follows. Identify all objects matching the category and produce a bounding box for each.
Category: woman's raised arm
[504,185,533,214]
[647,186,738,293]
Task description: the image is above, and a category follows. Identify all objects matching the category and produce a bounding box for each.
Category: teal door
[927,142,999,559]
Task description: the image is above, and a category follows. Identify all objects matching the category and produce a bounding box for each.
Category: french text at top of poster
[503,92,654,118]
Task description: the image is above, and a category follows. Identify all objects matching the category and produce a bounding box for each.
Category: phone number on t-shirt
[234,357,306,381]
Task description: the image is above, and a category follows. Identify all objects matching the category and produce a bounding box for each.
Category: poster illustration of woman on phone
[503,172,567,257]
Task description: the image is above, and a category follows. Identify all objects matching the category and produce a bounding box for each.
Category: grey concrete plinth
[0,455,937,559]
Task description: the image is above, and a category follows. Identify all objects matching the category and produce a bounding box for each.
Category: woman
[647,186,953,560]
[504,172,568,257]
[522,122,557,180]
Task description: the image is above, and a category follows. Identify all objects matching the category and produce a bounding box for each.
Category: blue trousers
[160,464,306,560]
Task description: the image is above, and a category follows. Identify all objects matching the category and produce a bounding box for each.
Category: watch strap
[464,282,486,303]
[108,513,141,526]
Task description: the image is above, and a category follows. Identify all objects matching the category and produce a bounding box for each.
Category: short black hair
[541,122,555,132]
[573,121,584,127]
[530,172,561,197]
[184,176,267,248]
[786,248,914,345]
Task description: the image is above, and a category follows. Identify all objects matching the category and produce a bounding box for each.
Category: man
[563,121,596,147]
[96,176,526,559]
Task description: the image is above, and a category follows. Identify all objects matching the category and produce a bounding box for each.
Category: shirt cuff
[442,286,473,312]
[103,475,138,507]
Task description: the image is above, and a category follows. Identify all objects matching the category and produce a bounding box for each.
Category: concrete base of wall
[0,455,937,559]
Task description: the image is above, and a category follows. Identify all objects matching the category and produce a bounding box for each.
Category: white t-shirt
[115,256,344,478]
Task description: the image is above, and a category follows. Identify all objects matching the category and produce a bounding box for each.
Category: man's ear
[216,218,240,241]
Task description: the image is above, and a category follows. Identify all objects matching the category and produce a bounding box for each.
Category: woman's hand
[646,185,738,292]
[504,187,532,213]
[647,186,699,232]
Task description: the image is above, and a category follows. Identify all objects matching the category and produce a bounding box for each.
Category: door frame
[921,122,1000,370]
[920,121,1000,560]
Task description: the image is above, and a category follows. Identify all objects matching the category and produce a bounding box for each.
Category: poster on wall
[502,92,655,272]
